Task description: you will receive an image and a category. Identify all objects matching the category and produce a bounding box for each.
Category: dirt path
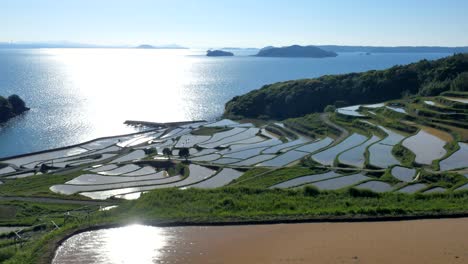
[320,113,349,143]
[0,196,114,206]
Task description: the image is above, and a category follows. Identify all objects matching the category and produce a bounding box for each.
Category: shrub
[348,188,380,198]
[303,185,320,197]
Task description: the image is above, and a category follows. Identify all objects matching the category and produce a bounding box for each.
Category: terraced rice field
[188,168,243,188]
[312,134,368,166]
[339,135,380,167]
[397,183,427,193]
[424,187,446,194]
[368,126,405,168]
[1,94,467,201]
[336,105,365,117]
[391,166,416,182]
[386,106,407,114]
[270,171,341,188]
[258,150,309,167]
[439,143,468,170]
[402,130,447,165]
[295,137,334,153]
[355,181,393,192]
[307,174,370,190]
[444,97,468,104]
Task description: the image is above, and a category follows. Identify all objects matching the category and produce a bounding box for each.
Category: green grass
[230,167,328,188]
[284,113,340,138]
[0,201,91,226]
[0,172,87,199]
[392,144,416,167]
[111,187,468,222]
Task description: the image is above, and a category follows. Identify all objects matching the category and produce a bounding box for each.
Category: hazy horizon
[2,0,468,47]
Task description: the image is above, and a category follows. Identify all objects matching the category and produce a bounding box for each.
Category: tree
[451,72,468,91]
[162,147,172,160]
[144,147,158,155]
[324,105,336,113]
[178,148,190,161]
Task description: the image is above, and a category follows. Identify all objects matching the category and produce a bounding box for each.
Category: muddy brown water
[53,218,468,264]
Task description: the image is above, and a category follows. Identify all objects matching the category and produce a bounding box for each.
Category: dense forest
[224,53,468,119]
[0,94,29,123]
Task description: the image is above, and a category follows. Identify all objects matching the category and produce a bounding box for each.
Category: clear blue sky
[2,0,468,47]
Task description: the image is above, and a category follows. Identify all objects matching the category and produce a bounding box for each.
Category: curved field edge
[4,188,468,263]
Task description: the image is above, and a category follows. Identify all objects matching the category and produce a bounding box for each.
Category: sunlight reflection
[39,48,200,142]
[105,225,167,264]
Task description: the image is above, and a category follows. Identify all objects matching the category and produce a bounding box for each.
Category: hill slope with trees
[224,53,468,119]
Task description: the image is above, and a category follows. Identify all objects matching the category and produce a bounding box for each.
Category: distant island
[135,44,187,49]
[206,50,234,57]
[254,45,337,58]
[135,44,156,49]
[0,94,29,123]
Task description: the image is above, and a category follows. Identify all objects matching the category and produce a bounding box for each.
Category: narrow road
[319,113,349,143]
[0,196,115,206]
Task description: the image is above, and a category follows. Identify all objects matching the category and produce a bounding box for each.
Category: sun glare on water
[53,225,168,264]
[39,48,200,140]
[105,225,167,263]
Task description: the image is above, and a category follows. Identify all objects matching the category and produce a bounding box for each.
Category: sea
[0,48,451,158]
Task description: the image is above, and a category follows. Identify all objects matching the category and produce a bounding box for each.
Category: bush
[303,185,320,196]
[348,188,380,198]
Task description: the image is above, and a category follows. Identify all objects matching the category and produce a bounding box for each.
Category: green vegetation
[255,45,337,58]
[284,113,340,138]
[167,163,190,178]
[162,147,172,159]
[178,148,190,161]
[0,172,87,199]
[224,53,468,119]
[0,200,98,264]
[230,167,327,188]
[191,126,231,136]
[392,144,416,167]
[0,94,29,123]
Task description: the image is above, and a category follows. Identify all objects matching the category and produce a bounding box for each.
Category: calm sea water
[0,49,450,158]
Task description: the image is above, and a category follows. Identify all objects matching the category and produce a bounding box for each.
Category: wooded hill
[224,54,468,119]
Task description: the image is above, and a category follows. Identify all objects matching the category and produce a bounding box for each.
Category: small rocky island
[0,94,29,123]
[255,45,337,58]
[206,50,234,57]
[135,44,156,49]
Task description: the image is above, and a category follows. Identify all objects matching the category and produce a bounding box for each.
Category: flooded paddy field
[339,135,380,167]
[311,133,368,166]
[402,130,447,165]
[53,218,468,264]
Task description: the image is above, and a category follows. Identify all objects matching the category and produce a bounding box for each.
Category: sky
[1,0,468,48]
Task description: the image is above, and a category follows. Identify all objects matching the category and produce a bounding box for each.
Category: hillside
[224,53,468,119]
[206,50,234,57]
[318,45,468,53]
[0,94,29,123]
[255,45,337,58]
